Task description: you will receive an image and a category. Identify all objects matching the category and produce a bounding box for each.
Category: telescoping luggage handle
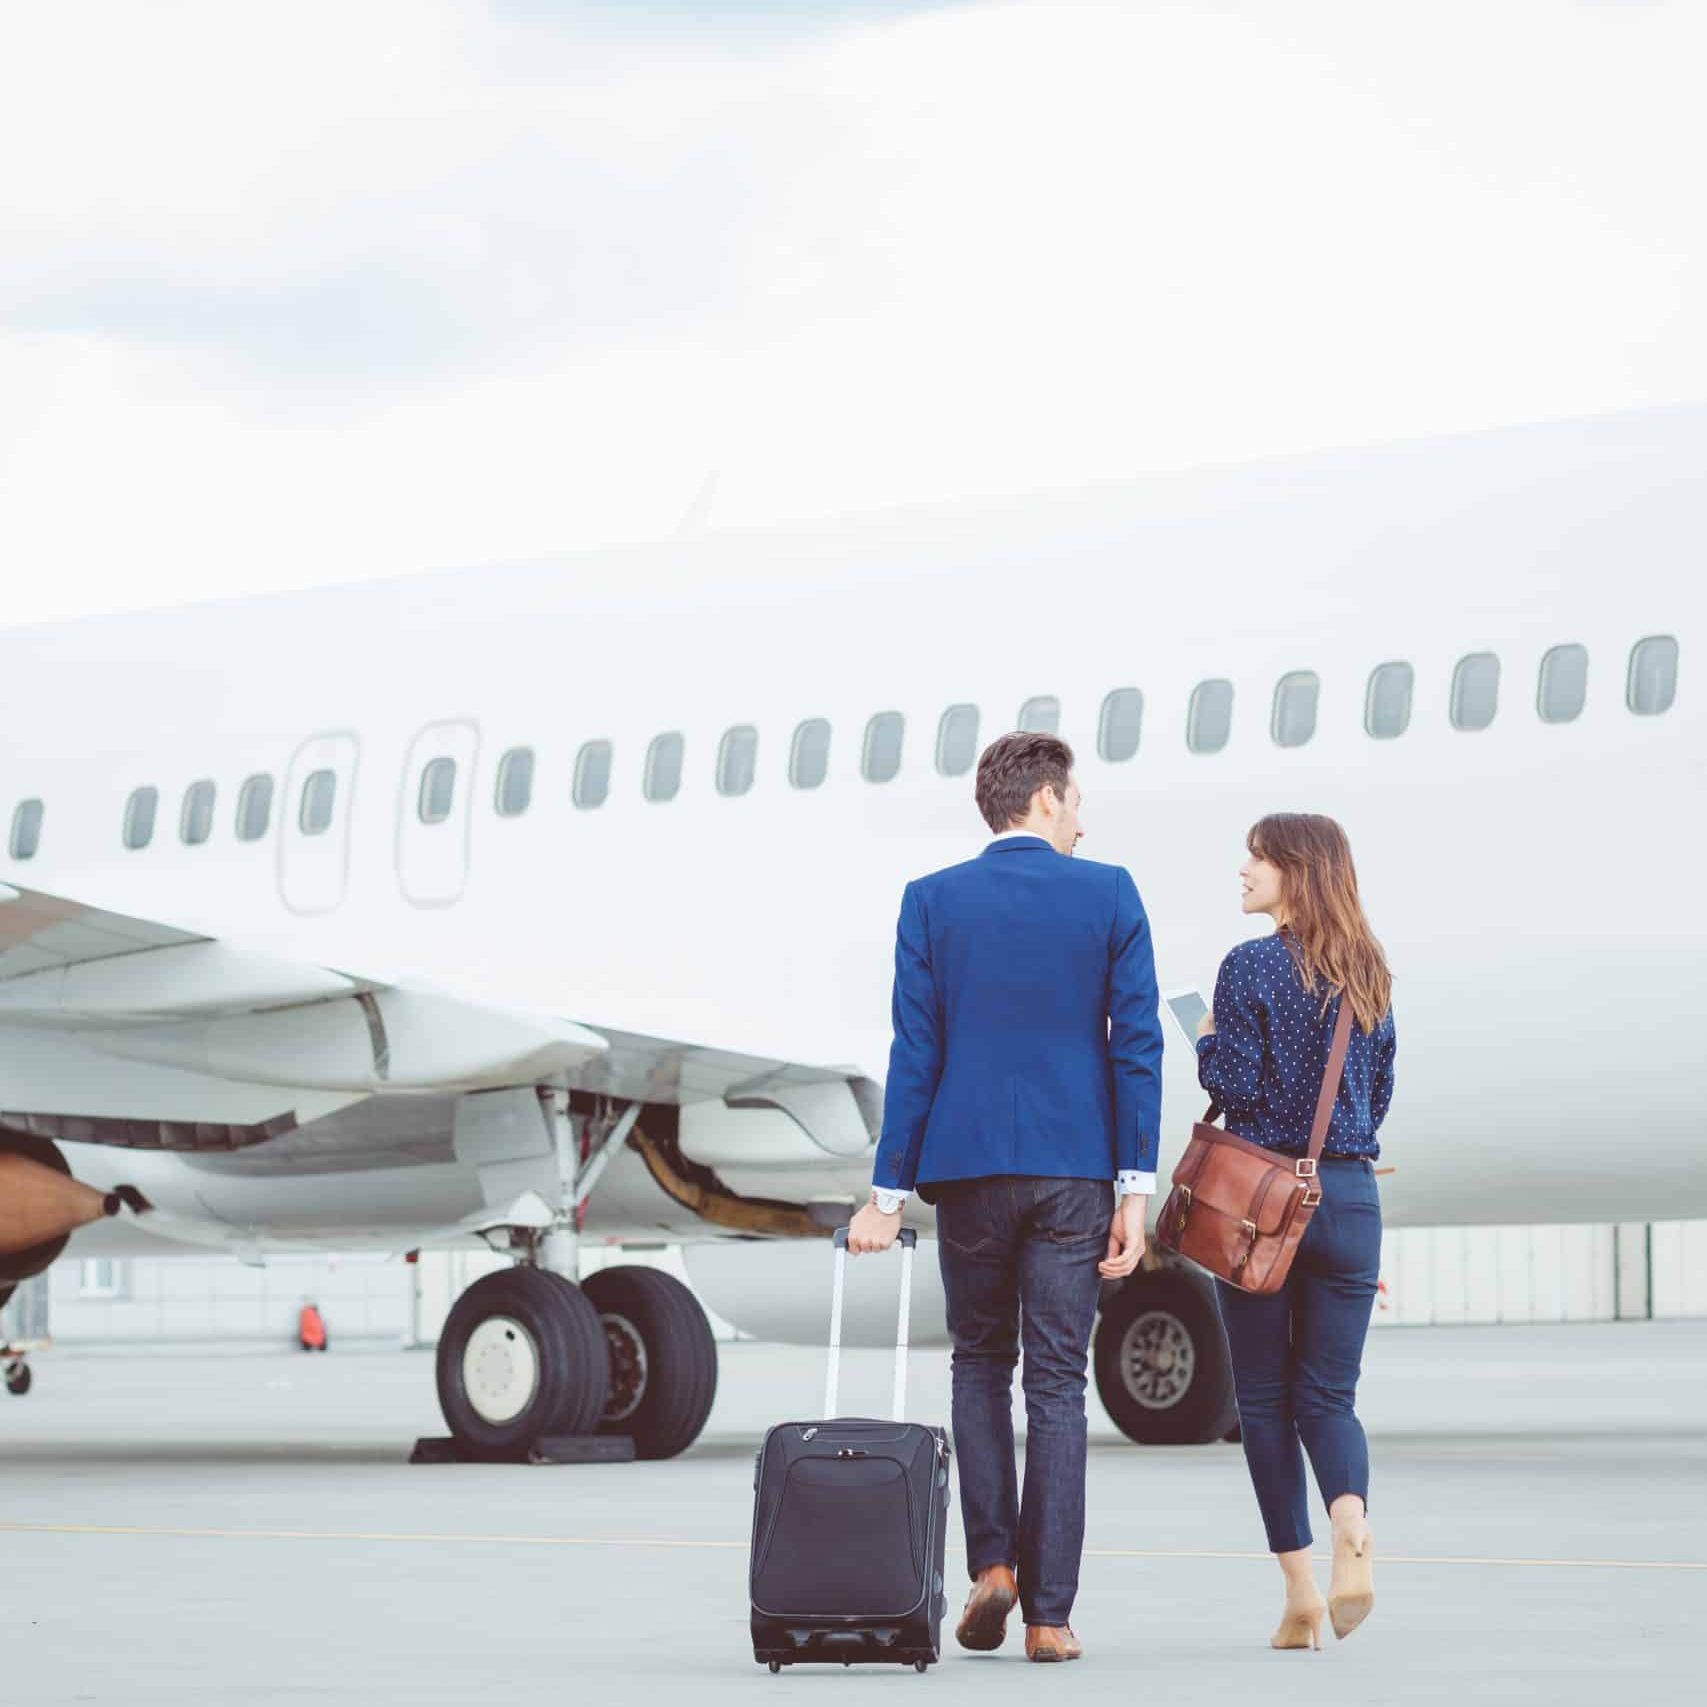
[826,1227,916,1423]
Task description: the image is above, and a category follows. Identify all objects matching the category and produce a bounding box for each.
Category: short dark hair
[974,732,1074,833]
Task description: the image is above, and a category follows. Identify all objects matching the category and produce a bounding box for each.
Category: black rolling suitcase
[750,1227,951,1673]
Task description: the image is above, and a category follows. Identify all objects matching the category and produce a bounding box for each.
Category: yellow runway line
[1,1521,1702,1572]
[1082,1545,1707,1572]
[0,1521,744,1549]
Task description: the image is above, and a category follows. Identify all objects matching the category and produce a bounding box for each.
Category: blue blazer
[872,835,1164,1196]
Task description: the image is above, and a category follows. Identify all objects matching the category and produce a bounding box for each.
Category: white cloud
[1,0,1703,626]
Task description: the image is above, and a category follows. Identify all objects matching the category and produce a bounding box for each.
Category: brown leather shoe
[1024,1625,1083,1663]
[955,1565,1018,1651]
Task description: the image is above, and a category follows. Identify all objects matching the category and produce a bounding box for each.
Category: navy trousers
[933,1174,1111,1628]
[1214,1157,1383,1554]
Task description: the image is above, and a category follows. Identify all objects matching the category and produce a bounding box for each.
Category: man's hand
[1196,1009,1216,1039]
[1098,1193,1149,1279]
[847,1200,903,1254]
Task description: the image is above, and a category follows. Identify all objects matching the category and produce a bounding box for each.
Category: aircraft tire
[0,1132,74,1285]
[583,1264,718,1460]
[436,1266,610,1452]
[1093,1266,1237,1446]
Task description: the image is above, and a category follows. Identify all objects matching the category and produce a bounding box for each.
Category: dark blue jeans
[1214,1157,1383,1553]
[933,1174,1111,1627]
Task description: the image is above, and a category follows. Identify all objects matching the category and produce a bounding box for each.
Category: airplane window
[1018,696,1060,734]
[1186,679,1234,754]
[644,733,684,803]
[179,779,217,846]
[789,719,831,790]
[1537,644,1589,724]
[1450,652,1500,731]
[418,757,457,825]
[1364,662,1413,740]
[299,769,337,836]
[862,712,905,783]
[495,747,534,818]
[9,798,43,861]
[1097,690,1143,763]
[123,786,158,851]
[1271,671,1320,749]
[235,773,275,842]
[1627,635,1679,716]
[717,725,758,797]
[575,740,613,809]
[935,705,980,777]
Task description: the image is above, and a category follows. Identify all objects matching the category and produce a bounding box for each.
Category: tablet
[1162,986,1210,1044]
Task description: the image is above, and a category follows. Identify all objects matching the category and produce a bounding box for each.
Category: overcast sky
[2,0,1702,628]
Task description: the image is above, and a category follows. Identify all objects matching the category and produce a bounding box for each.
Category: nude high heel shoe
[1271,1591,1327,1651]
[1328,1524,1375,1640]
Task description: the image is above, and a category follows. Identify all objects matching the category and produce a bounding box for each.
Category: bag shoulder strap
[1306,997,1356,1163]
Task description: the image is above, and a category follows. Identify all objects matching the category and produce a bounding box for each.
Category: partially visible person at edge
[1196,812,1396,1651]
[845,731,1164,1664]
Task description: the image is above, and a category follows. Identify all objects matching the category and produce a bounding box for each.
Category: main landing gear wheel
[1093,1267,1237,1446]
[435,1267,609,1453]
[582,1265,718,1461]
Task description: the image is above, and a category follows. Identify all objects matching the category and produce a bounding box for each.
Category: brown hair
[1249,813,1392,1033]
[975,733,1074,833]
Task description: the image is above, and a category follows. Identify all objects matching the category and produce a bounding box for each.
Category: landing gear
[583,1265,718,1460]
[1093,1265,1237,1445]
[435,1267,609,1452]
[2,1281,37,1398]
[435,1091,721,1462]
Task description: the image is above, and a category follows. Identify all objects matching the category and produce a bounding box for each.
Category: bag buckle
[1299,1181,1322,1207]
[1295,1158,1318,1178]
[1231,1219,1258,1271]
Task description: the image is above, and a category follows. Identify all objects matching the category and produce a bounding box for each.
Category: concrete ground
[2,1321,1703,1705]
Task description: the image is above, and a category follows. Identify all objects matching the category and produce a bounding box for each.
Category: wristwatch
[870,1187,906,1215]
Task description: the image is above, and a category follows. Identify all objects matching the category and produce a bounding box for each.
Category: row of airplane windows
[0,636,1683,862]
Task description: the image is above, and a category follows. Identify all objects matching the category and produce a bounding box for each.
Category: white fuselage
[4,407,1703,1248]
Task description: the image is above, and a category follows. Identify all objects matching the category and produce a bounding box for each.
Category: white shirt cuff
[872,1186,908,1214]
[1115,1171,1156,1198]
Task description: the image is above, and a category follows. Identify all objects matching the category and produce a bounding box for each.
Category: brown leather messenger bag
[1155,997,1354,1295]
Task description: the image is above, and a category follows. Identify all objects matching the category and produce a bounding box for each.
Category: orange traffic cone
[298,1302,328,1352]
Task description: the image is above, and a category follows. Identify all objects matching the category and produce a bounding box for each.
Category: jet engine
[0,1130,115,1288]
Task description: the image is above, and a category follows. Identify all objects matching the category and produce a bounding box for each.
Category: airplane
[1,402,1701,1458]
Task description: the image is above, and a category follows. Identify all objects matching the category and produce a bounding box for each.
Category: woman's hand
[1196,1009,1216,1039]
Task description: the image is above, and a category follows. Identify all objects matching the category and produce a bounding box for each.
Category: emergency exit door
[397,720,481,907]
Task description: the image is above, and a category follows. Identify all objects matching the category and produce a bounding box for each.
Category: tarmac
[2,1320,1704,1705]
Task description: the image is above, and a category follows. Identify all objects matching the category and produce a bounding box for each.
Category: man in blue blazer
[847,731,1163,1663]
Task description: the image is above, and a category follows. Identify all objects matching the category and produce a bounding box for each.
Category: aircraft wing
[0,880,875,1157]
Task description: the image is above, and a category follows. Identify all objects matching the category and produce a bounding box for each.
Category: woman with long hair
[1195,813,1396,1650]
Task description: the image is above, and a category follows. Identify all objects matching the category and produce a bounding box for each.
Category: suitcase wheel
[914,1660,929,1673]
[768,1661,781,1674]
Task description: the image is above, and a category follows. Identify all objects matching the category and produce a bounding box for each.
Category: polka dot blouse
[1194,933,1396,1159]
